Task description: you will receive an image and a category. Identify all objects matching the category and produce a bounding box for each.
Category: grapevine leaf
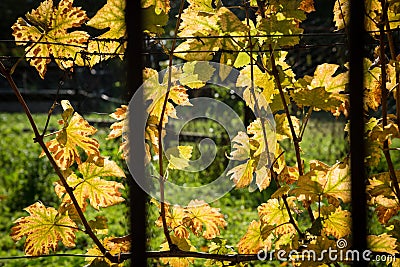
[141,0,170,15]
[88,215,108,235]
[12,0,89,78]
[368,233,399,255]
[11,202,77,256]
[227,159,254,188]
[166,145,193,170]
[363,58,381,110]
[309,63,348,94]
[227,131,250,161]
[299,0,315,13]
[257,14,303,47]
[175,6,245,63]
[320,159,351,204]
[179,61,215,89]
[322,207,351,239]
[333,0,349,31]
[156,204,189,239]
[85,236,130,267]
[142,7,168,35]
[290,175,323,202]
[237,220,264,254]
[107,105,127,140]
[55,158,125,210]
[86,0,126,65]
[275,113,300,140]
[292,87,341,111]
[160,236,196,267]
[247,118,276,157]
[258,198,296,235]
[40,102,101,170]
[184,199,227,239]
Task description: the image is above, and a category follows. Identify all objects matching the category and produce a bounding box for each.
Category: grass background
[0,111,354,266]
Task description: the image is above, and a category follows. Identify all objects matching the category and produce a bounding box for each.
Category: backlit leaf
[184,199,227,239]
[160,236,196,267]
[156,204,189,239]
[227,131,250,161]
[12,0,89,78]
[85,236,130,267]
[141,0,170,15]
[55,158,125,210]
[292,87,341,111]
[320,159,350,204]
[258,198,296,235]
[86,0,126,65]
[368,233,398,255]
[11,202,77,256]
[237,220,264,254]
[227,159,254,188]
[322,207,351,239]
[166,145,193,170]
[40,102,101,170]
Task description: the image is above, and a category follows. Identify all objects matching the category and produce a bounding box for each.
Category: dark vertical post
[349,0,367,265]
[126,1,146,266]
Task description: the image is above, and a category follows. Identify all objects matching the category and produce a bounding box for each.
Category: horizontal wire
[0,254,104,260]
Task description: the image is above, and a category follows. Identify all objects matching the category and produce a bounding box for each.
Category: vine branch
[0,62,120,264]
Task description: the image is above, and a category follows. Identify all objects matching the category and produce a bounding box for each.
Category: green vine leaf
[12,0,89,78]
[11,202,77,256]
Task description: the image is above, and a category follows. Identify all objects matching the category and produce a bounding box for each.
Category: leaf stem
[269,44,315,223]
[156,0,185,250]
[378,3,400,202]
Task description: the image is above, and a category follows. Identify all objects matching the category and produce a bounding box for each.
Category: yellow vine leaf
[175,6,246,64]
[88,215,108,235]
[141,0,170,15]
[319,159,351,204]
[274,113,300,141]
[184,199,227,239]
[368,233,399,255]
[333,0,349,31]
[107,105,127,140]
[363,58,381,111]
[160,235,196,267]
[40,101,100,170]
[166,145,193,170]
[247,118,277,157]
[85,236,130,267]
[227,159,254,188]
[322,207,351,239]
[86,0,126,65]
[156,204,189,239]
[258,198,297,235]
[12,0,89,78]
[11,202,77,256]
[237,220,265,254]
[310,64,348,94]
[54,158,125,210]
[227,131,250,161]
[292,87,341,111]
